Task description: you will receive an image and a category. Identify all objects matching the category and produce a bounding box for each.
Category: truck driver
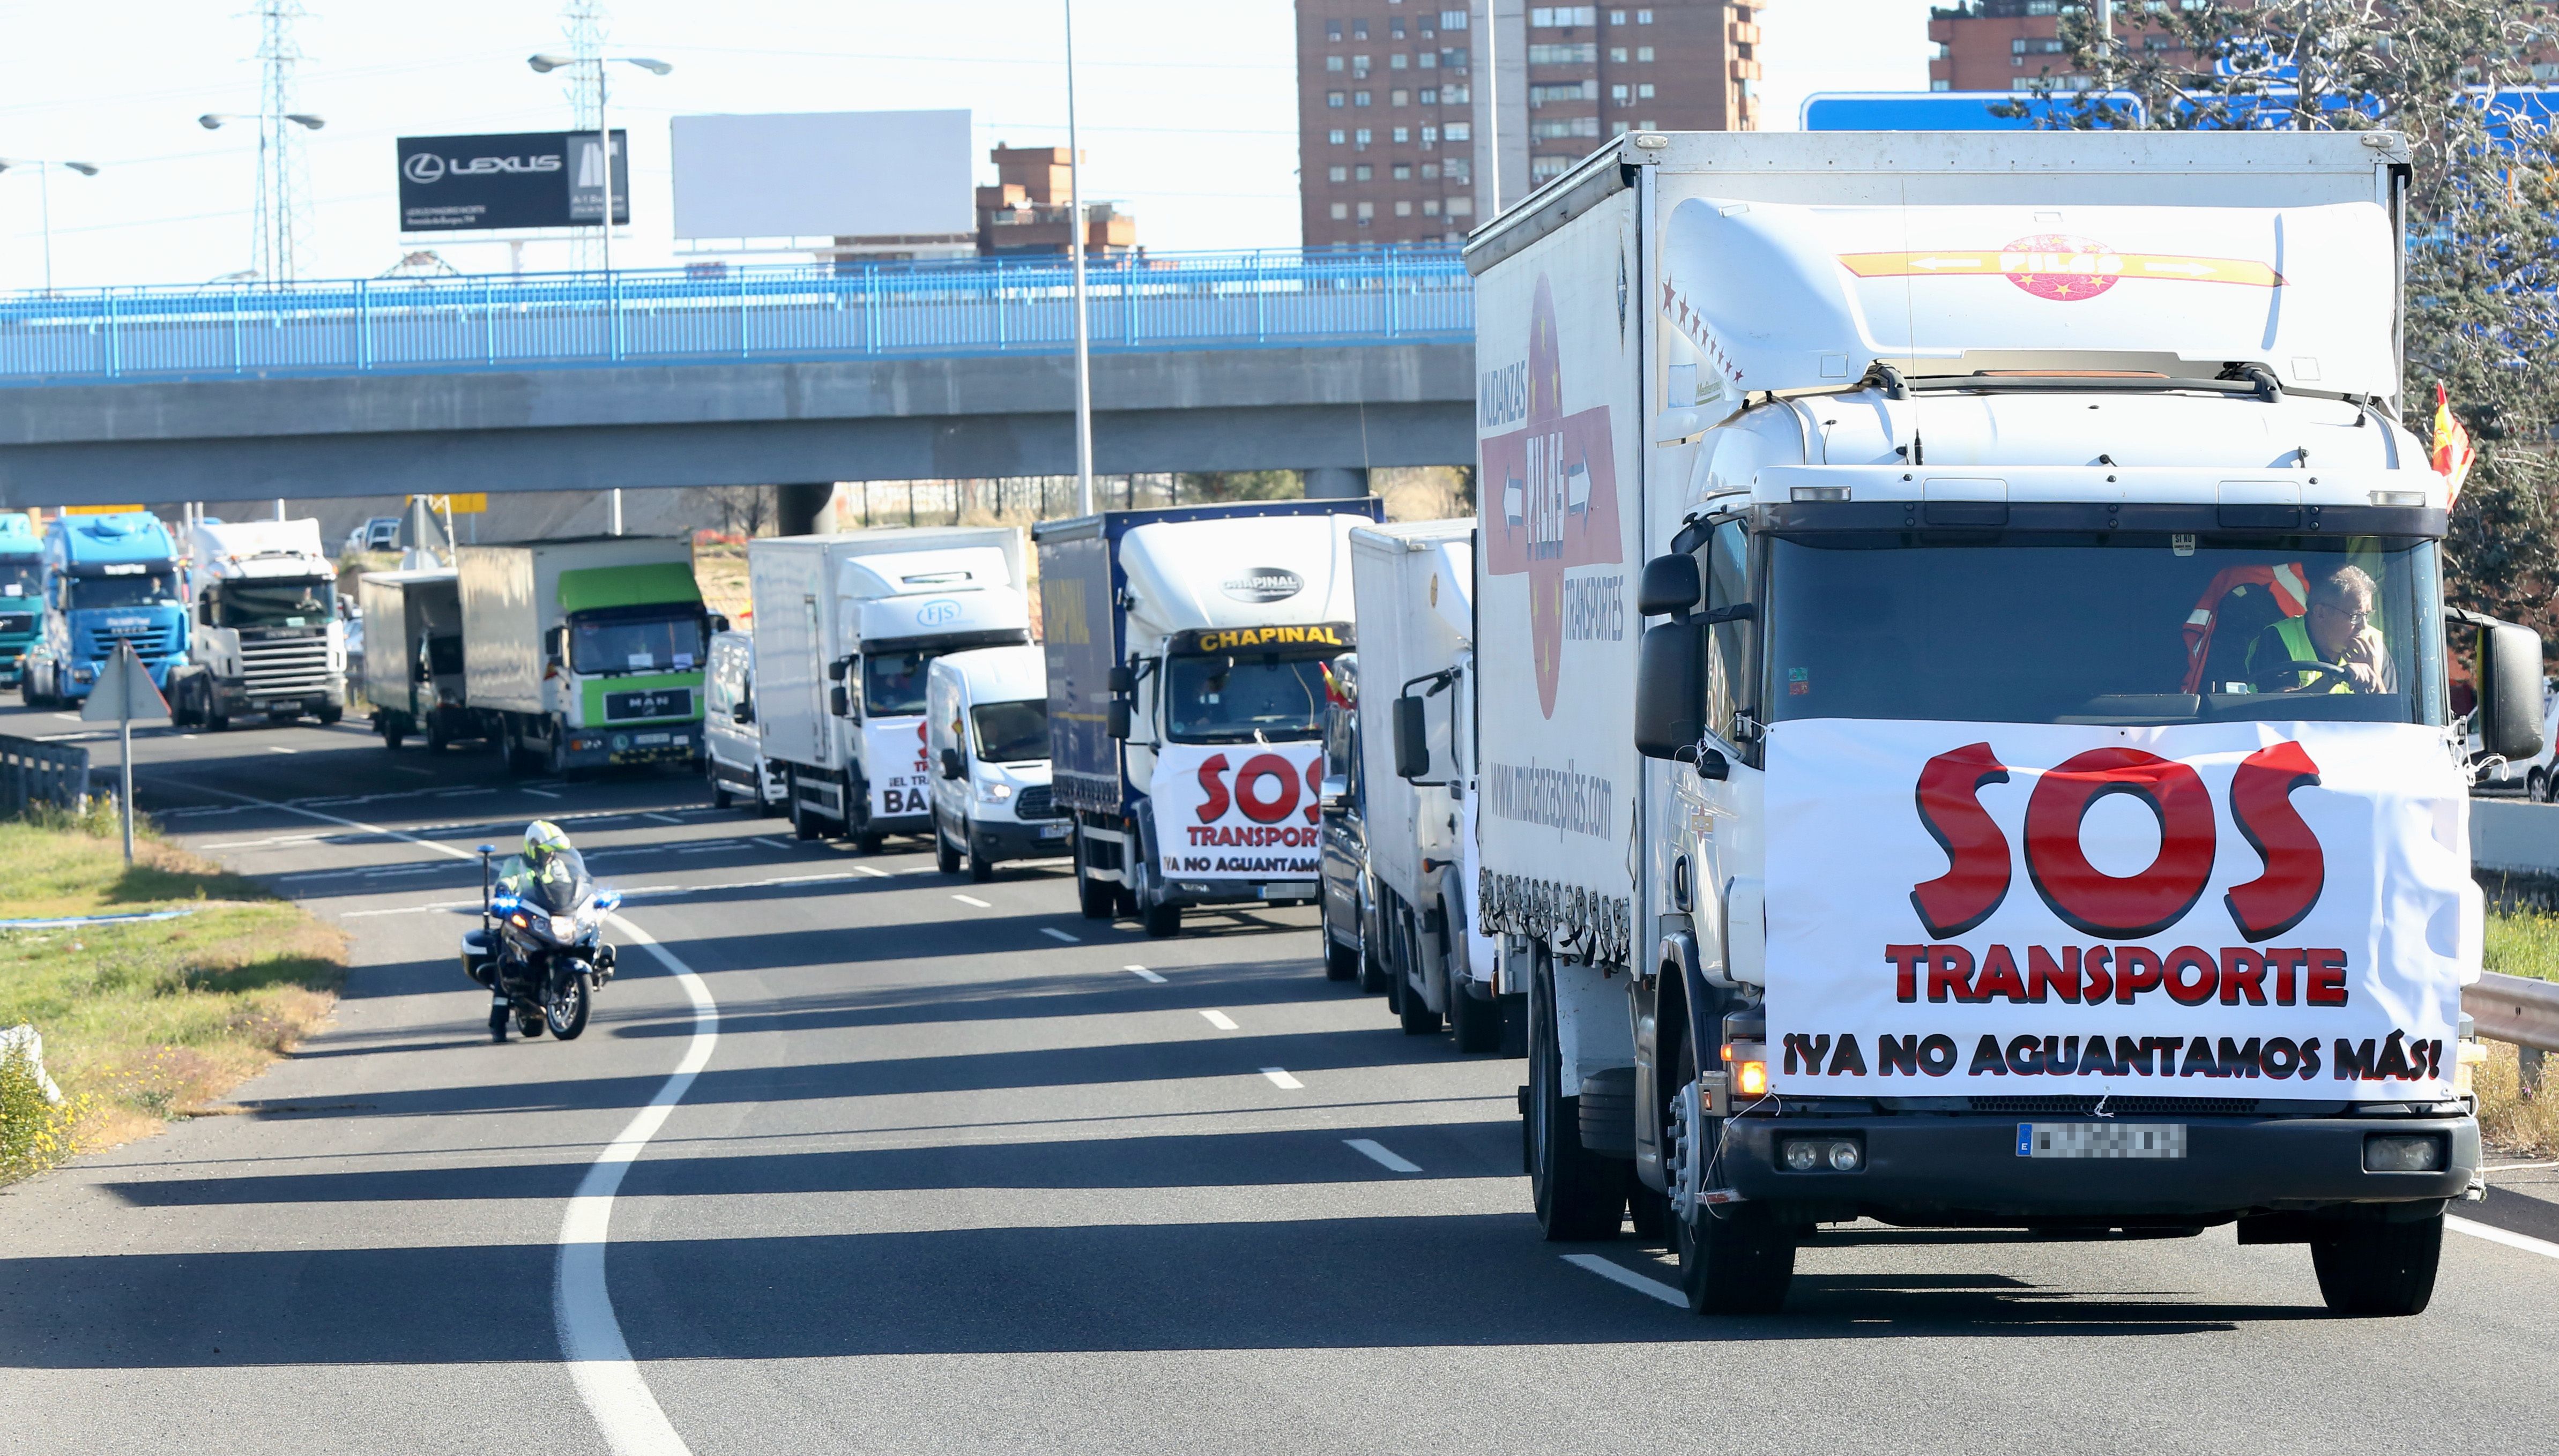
[2251,562,2394,694]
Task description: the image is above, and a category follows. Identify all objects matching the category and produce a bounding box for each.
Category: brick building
[1297,1,1761,251]
[974,145,1140,257]
[1926,1,2195,94]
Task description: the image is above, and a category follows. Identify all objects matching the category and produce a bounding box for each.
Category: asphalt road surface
[7,703,2559,1454]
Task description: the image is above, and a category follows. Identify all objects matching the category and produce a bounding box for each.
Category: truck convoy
[167,517,347,730]
[1036,500,1379,937]
[0,512,42,689]
[23,510,188,707]
[1351,518,1508,1049]
[747,527,1031,848]
[1469,130,2535,1317]
[458,536,709,775]
[359,568,474,750]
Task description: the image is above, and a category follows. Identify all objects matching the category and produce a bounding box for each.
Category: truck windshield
[1764,534,2442,728]
[1165,653,1330,743]
[0,563,38,599]
[970,699,1048,763]
[568,611,705,677]
[215,577,334,629]
[68,572,177,611]
[864,649,935,717]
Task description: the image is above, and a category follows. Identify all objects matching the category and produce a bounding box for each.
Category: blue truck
[22,511,189,708]
[0,513,41,688]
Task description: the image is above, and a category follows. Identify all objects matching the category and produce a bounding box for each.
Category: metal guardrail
[2468,970,2559,1055]
[0,734,88,816]
[0,248,1475,386]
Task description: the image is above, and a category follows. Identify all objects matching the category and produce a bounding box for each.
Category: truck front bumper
[1161,878,1322,909]
[971,816,1076,863]
[562,723,702,767]
[1718,1110,2479,1222]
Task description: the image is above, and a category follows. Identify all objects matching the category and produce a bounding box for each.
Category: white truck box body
[1349,519,1474,910]
[458,536,694,715]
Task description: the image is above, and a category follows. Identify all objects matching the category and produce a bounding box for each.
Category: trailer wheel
[1527,951,1625,1241]
[1669,1035,1795,1313]
[1396,910,1441,1035]
[1072,827,1115,919]
[2311,1213,2443,1317]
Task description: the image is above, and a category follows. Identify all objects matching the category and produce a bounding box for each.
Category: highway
[8,706,2559,1453]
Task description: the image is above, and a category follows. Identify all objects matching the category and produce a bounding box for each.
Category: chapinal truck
[1471,129,2541,1317]
[360,568,477,750]
[167,517,347,730]
[458,536,709,775]
[24,511,188,707]
[1037,500,1380,937]
[0,512,42,689]
[1352,518,1510,1049]
[747,527,1031,849]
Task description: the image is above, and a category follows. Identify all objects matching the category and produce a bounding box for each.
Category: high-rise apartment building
[1927,1,2195,94]
[1297,1,1761,250]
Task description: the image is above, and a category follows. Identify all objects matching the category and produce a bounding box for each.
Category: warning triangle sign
[81,644,172,726]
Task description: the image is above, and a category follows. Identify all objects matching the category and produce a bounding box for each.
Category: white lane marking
[341,900,482,918]
[524,788,563,799]
[395,766,435,776]
[1260,1067,1305,1090]
[2449,1215,2559,1261]
[267,745,298,755]
[642,812,684,826]
[198,833,333,850]
[1042,928,1080,943]
[2482,1160,2559,1173]
[1344,1138,1422,1174]
[1127,965,1165,983]
[51,712,77,721]
[854,865,890,878]
[1200,1010,1239,1031]
[951,894,992,909]
[436,787,496,798]
[1561,1253,1685,1307]
[560,912,718,1456]
[675,846,726,855]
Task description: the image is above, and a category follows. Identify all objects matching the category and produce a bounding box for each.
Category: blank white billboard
[671,109,973,240]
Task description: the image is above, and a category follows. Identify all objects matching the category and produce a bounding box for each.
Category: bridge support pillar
[1303,466,1369,501]
[776,482,836,537]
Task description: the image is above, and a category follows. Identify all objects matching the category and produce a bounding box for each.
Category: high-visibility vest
[2264,613,2350,693]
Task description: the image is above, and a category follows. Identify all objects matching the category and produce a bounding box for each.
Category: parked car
[343,517,401,555]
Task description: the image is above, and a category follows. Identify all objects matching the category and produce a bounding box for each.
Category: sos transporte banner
[1150,742,1327,882]
[1764,720,2474,1101]
[864,718,933,821]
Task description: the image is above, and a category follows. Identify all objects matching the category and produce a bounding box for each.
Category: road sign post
[79,642,172,863]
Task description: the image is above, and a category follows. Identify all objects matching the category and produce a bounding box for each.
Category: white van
[926,645,1068,880]
[704,630,782,812]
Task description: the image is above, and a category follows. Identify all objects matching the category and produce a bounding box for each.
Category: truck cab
[0,512,43,688]
[25,511,187,707]
[170,517,347,729]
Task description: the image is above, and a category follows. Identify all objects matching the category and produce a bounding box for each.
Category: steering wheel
[2249,659,2353,693]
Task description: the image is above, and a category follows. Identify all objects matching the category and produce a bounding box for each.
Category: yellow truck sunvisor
[1172,622,1355,656]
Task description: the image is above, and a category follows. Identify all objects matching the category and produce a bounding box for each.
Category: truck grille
[0,613,34,637]
[80,622,180,660]
[1015,785,1060,820]
[239,633,333,697]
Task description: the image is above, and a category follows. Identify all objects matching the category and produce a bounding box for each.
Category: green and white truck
[457,535,710,775]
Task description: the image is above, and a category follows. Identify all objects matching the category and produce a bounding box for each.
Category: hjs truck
[1472,130,2538,1318]
[23,511,188,708]
[0,512,43,688]
[1037,500,1379,937]
[168,517,347,730]
[458,536,709,775]
[747,527,1031,849]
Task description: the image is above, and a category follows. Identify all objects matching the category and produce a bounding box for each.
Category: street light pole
[1065,0,1095,517]
[594,57,615,278]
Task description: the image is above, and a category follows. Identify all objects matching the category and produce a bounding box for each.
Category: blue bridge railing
[0,248,1474,387]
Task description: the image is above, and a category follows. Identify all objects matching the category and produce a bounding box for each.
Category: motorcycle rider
[502,819,579,898]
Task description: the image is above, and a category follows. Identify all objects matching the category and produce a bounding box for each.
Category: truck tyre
[856,830,887,855]
[966,827,995,884]
[1528,954,1626,1241]
[710,775,733,811]
[1669,1036,1796,1314]
[2311,1213,2443,1317]
[316,705,343,726]
[934,813,962,875]
[1451,980,1502,1053]
[426,717,449,752]
[1073,830,1117,920]
[1397,913,1441,1035]
[1324,936,1360,982]
[381,718,406,750]
[788,776,821,841]
[1132,853,1181,938]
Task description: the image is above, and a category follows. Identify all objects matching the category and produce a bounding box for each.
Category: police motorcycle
[462,842,620,1043]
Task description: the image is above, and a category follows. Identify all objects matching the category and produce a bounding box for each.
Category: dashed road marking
[267,745,297,755]
[854,865,891,878]
[1561,1253,1685,1307]
[1200,1010,1239,1031]
[1259,1067,1305,1091]
[435,787,495,798]
[1344,1138,1421,1173]
[395,766,435,776]
[1042,928,1080,943]
[1127,965,1165,983]
[952,894,992,909]
[642,812,684,825]
[524,788,562,799]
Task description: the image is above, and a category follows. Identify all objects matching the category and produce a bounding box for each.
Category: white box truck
[746,527,1031,848]
[167,517,347,729]
[1350,519,1509,1050]
[358,567,479,750]
[1037,501,1380,937]
[457,536,709,776]
[1472,130,2542,1317]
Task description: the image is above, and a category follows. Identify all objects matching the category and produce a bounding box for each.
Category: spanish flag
[2433,383,2476,502]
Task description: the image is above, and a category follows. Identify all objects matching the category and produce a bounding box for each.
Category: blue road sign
[1799,91,2146,131]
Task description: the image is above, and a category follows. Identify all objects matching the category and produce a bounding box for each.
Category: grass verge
[2486,907,2559,984]
[0,809,345,1182]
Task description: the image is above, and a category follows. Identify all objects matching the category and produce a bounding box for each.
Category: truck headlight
[2363,1133,2446,1173]
[977,780,1013,802]
[1780,1138,1863,1173]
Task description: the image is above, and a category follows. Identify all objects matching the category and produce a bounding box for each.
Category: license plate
[1039,824,1069,839]
[634,731,671,745]
[1260,881,1318,900]
[2018,1123,2186,1159]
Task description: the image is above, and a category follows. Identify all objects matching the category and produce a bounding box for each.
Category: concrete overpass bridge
[0,250,1474,510]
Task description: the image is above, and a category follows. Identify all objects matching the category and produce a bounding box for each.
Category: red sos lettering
[1193,753,1326,826]
[1910,741,2323,942]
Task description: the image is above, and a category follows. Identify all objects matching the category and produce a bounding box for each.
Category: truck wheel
[1073,828,1117,920]
[966,826,995,884]
[1528,952,1628,1241]
[426,718,449,752]
[316,705,343,726]
[1451,981,1502,1053]
[856,830,886,855]
[788,780,821,841]
[1324,936,1359,982]
[2311,1214,2443,1317]
[1132,855,1181,938]
[934,813,962,875]
[1669,1036,1796,1313]
[382,719,406,750]
[1397,913,1441,1035]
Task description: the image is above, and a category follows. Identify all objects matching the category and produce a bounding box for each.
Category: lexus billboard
[396,130,630,233]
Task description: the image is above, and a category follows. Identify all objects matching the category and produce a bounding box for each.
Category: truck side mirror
[731,701,753,724]
[1392,695,1430,780]
[826,656,850,683]
[2479,618,2548,764]
[1106,699,1131,740]
[1637,552,1702,617]
[1634,619,1706,761]
[940,746,965,779]
[1107,664,1135,695]
[829,684,850,718]
[544,625,566,665]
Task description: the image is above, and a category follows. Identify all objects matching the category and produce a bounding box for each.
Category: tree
[2004,0,2559,630]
